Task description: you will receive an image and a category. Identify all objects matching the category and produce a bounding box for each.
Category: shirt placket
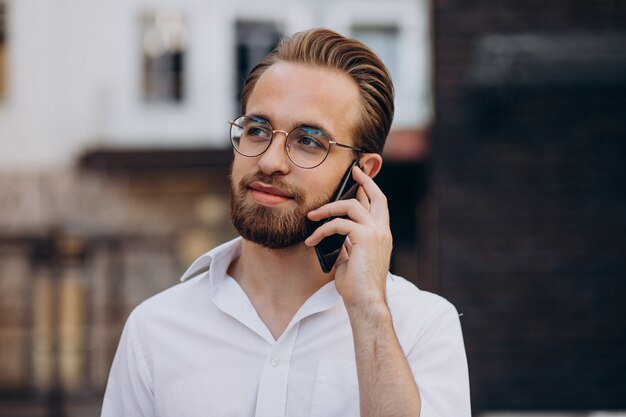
[254,321,301,417]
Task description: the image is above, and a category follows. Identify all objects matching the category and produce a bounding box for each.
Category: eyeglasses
[229,115,368,169]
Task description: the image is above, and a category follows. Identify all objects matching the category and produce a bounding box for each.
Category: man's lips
[248,182,294,206]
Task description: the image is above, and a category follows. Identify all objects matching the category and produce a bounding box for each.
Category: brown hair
[240,28,394,155]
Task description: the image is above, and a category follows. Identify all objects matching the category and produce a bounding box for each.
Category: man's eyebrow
[247,113,271,123]
[297,121,333,137]
[247,113,335,138]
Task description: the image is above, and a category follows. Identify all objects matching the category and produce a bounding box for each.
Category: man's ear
[359,153,383,178]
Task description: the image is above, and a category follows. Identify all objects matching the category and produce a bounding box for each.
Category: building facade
[0,1,432,415]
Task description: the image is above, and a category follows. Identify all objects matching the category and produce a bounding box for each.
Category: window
[235,20,282,112]
[141,9,187,103]
[325,0,433,129]
[351,25,400,84]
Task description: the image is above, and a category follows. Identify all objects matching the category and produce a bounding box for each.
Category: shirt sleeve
[407,299,472,417]
[101,310,155,417]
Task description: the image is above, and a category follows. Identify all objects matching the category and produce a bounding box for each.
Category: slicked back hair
[240,28,394,155]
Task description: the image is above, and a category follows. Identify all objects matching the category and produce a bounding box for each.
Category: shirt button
[270,357,280,367]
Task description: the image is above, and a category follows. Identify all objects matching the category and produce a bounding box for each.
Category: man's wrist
[346,297,392,328]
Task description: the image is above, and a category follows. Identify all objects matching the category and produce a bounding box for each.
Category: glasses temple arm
[228,120,244,129]
[333,142,369,153]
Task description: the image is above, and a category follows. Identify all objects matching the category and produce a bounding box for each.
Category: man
[101,28,470,417]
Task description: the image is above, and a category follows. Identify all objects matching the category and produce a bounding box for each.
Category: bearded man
[101,28,471,417]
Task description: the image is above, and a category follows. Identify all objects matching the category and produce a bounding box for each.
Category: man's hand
[304,165,393,310]
[305,165,421,417]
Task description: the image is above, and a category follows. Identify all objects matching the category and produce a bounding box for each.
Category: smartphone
[314,160,360,273]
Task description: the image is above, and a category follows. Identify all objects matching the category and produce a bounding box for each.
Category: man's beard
[230,171,330,249]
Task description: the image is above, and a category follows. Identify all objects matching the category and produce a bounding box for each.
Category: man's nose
[257,131,290,175]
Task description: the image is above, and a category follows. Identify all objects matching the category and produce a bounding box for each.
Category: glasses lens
[286,127,331,168]
[230,116,272,157]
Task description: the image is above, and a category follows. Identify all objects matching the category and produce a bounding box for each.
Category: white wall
[0,0,432,169]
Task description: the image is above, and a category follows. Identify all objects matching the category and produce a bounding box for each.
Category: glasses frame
[228,115,369,169]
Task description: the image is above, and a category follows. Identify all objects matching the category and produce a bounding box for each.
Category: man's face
[230,62,363,249]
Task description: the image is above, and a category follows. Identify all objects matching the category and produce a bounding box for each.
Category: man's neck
[227,239,333,339]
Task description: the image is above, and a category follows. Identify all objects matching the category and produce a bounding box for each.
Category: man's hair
[240,28,394,155]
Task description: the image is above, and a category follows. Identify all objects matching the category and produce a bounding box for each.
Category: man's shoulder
[130,273,210,324]
[128,237,242,325]
[132,236,242,318]
[385,273,461,340]
[386,273,456,314]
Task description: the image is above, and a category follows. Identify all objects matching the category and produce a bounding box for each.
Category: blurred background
[0,0,624,416]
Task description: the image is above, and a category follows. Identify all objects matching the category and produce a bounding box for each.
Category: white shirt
[101,237,471,417]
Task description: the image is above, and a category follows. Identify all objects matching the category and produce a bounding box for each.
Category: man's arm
[306,165,421,417]
[348,299,421,417]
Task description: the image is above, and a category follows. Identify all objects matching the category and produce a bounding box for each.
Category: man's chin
[232,211,318,250]
[230,179,324,250]
[248,237,305,250]
[238,229,307,250]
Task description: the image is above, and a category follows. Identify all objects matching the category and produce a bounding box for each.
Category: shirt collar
[180,237,243,282]
[180,236,343,344]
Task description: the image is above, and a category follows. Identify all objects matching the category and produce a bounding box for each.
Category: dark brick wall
[432,0,626,411]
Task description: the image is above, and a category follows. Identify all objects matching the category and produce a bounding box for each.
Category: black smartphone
[314,160,360,273]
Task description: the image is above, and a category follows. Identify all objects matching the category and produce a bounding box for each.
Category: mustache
[238,172,306,204]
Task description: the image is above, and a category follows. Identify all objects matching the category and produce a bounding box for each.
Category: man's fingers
[305,166,391,247]
[355,186,370,210]
[307,199,373,225]
[304,218,360,246]
[352,166,389,223]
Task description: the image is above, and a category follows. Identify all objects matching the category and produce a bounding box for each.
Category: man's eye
[297,135,324,149]
[246,126,270,138]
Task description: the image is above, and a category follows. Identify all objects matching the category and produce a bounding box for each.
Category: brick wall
[432,0,626,411]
